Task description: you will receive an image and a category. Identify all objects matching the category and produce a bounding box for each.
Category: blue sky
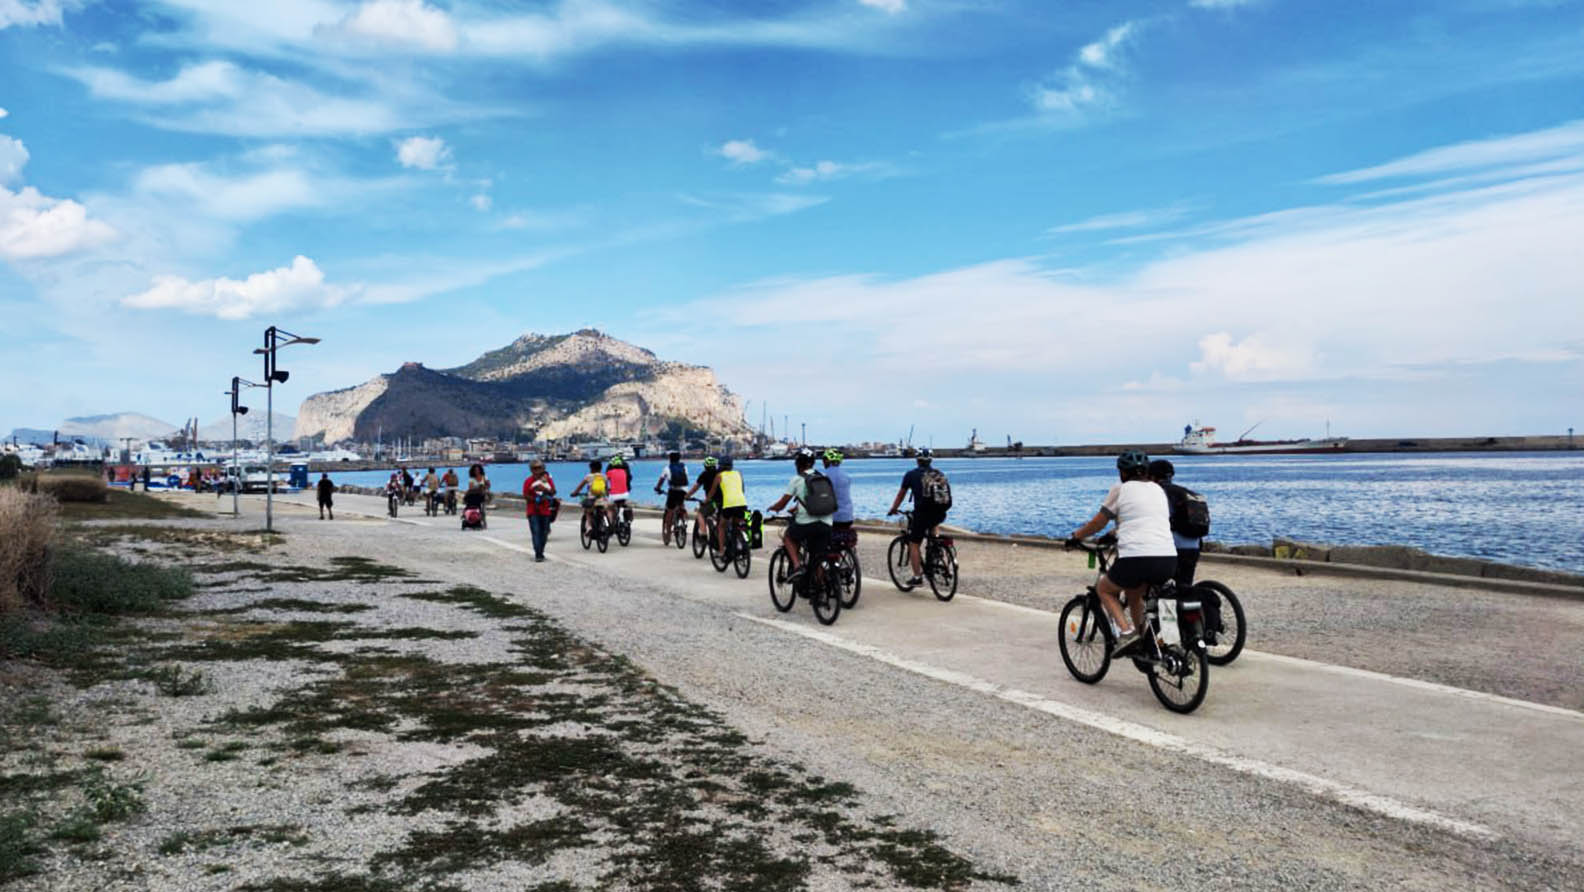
[2,0,1582,446]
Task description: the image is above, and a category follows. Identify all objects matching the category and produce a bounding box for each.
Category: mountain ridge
[294,329,750,444]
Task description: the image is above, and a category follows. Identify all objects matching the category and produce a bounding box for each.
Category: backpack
[918,468,952,510]
[799,471,839,516]
[668,461,689,489]
[1166,483,1211,539]
[589,473,607,497]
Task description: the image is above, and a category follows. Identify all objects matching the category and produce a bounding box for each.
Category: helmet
[703,456,718,468]
[796,446,816,460]
[609,455,625,467]
[720,457,734,470]
[1148,458,1175,479]
[916,447,933,462]
[822,448,843,463]
[1116,450,1150,474]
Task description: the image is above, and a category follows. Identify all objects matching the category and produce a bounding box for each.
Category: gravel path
[7,495,1582,891]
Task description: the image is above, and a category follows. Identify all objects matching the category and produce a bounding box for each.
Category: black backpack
[800,471,839,516]
[1165,483,1211,539]
[918,468,952,510]
[668,461,688,488]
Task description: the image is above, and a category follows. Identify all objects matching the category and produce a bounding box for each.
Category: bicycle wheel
[580,515,593,550]
[927,542,958,602]
[596,521,609,553]
[1195,580,1246,666]
[710,528,730,572]
[838,548,861,608]
[768,548,795,612]
[673,515,687,549]
[1058,595,1111,683]
[733,529,752,578]
[811,566,841,625]
[691,520,707,558]
[1148,644,1209,713]
[617,518,632,547]
[887,536,916,592]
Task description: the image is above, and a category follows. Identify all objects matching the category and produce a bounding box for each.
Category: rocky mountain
[198,412,296,443]
[293,329,751,444]
[58,413,178,442]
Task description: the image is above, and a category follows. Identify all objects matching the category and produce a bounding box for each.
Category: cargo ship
[1174,422,1348,455]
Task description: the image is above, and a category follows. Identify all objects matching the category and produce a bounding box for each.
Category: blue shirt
[823,464,854,523]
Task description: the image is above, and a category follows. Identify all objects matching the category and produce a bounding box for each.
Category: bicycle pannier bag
[919,468,952,510]
[749,510,764,549]
[800,472,839,516]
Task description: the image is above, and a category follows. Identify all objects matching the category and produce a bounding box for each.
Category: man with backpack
[1148,459,1209,591]
[765,447,836,580]
[887,448,952,587]
[654,450,690,546]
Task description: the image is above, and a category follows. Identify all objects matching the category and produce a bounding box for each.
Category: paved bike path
[270,491,1584,854]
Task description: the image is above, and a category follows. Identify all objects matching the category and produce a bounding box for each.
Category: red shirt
[523,473,556,516]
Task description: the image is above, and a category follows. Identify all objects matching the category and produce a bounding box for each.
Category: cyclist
[605,454,632,528]
[654,451,690,546]
[422,466,441,511]
[400,465,415,504]
[1149,458,1204,592]
[384,470,403,512]
[441,467,460,512]
[570,460,609,535]
[820,448,854,530]
[766,447,833,579]
[685,455,720,541]
[1067,451,1178,656]
[886,448,950,587]
[705,456,747,553]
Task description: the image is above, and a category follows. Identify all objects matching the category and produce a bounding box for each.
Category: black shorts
[906,507,947,543]
[719,506,746,523]
[832,520,853,530]
[1108,555,1177,589]
[786,522,831,555]
[665,489,687,510]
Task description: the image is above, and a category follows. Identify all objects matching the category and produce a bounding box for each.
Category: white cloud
[333,0,459,52]
[1030,19,1140,120]
[1190,332,1313,381]
[858,0,906,13]
[1315,119,1584,185]
[718,139,770,165]
[61,61,427,137]
[0,108,8,118]
[122,255,353,320]
[677,191,829,220]
[1047,204,1189,234]
[0,134,27,184]
[0,0,74,28]
[395,135,451,170]
[133,163,323,221]
[0,184,117,260]
[775,159,894,185]
[469,193,492,212]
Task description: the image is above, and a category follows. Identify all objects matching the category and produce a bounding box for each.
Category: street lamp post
[254,326,320,533]
[225,377,262,517]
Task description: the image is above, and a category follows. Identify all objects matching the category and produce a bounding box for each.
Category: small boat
[1175,422,1348,455]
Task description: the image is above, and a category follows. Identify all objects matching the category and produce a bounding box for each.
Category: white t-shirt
[1100,480,1178,559]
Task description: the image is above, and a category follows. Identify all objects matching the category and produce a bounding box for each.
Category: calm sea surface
[329,452,1584,572]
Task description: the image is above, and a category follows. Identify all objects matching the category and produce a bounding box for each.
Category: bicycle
[831,526,861,608]
[579,504,611,553]
[424,490,442,517]
[1057,537,1210,714]
[708,510,752,578]
[886,510,958,601]
[661,492,688,550]
[690,499,715,560]
[386,488,400,518]
[442,489,457,515]
[766,516,842,625]
[610,502,633,547]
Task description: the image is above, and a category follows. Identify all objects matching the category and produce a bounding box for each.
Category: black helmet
[916,447,933,463]
[1148,458,1175,479]
[1116,450,1150,474]
[720,457,734,470]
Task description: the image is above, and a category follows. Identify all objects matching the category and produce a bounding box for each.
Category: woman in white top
[1068,451,1178,656]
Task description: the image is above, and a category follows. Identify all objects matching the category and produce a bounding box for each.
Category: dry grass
[0,488,58,612]
[35,475,109,504]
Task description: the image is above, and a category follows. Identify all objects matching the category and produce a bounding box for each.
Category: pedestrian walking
[523,460,556,562]
[317,472,336,520]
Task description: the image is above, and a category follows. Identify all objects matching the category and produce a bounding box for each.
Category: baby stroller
[461,489,487,530]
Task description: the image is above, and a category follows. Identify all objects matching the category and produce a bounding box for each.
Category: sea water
[330,452,1584,572]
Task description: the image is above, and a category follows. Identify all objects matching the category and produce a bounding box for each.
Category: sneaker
[534,556,545,563]
[1111,630,1141,657]
[906,576,924,587]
